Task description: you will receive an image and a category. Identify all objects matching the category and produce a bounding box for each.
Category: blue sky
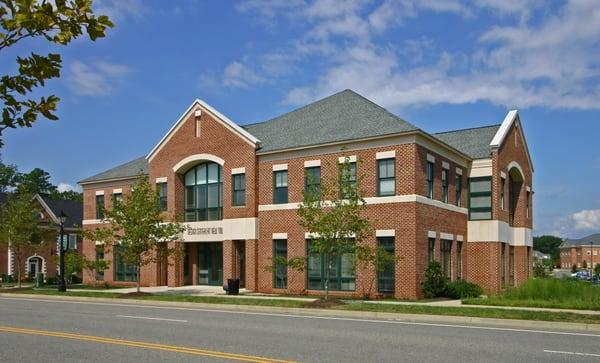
[2,0,599,238]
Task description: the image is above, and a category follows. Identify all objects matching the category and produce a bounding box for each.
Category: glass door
[198,242,223,286]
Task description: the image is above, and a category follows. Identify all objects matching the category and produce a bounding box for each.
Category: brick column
[245,239,258,291]
[222,240,234,283]
[167,241,184,287]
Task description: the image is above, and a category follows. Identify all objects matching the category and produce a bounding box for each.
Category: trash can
[226,278,240,295]
[35,273,44,288]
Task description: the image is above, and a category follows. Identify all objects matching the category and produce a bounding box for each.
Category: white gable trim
[490,110,534,172]
[147,99,260,162]
[33,194,59,224]
[173,154,225,172]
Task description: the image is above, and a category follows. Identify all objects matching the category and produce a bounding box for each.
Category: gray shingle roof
[40,196,83,228]
[560,233,600,248]
[79,156,148,184]
[433,124,501,159]
[244,89,418,153]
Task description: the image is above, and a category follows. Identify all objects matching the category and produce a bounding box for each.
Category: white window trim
[456,167,462,176]
[95,190,104,196]
[304,160,321,168]
[376,229,395,237]
[427,154,436,163]
[231,167,246,175]
[272,233,288,239]
[112,188,122,194]
[338,155,357,163]
[272,163,288,171]
[442,161,450,170]
[428,231,437,238]
[440,232,453,241]
[155,177,167,183]
[376,150,396,159]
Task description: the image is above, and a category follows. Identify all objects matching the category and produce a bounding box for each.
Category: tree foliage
[264,256,307,291]
[83,174,185,292]
[355,244,399,298]
[421,261,447,298]
[0,192,50,287]
[53,249,83,285]
[533,235,563,262]
[296,155,372,300]
[0,0,113,145]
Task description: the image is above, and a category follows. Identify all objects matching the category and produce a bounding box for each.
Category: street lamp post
[591,240,594,279]
[58,210,68,292]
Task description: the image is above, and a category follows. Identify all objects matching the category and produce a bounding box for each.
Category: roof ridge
[434,123,501,135]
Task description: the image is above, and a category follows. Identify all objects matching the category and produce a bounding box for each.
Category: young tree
[264,256,307,292]
[355,245,400,298]
[0,0,113,146]
[80,244,110,287]
[53,250,84,285]
[297,156,372,300]
[0,192,49,287]
[83,174,185,293]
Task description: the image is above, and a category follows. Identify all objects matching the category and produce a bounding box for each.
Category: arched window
[184,162,223,221]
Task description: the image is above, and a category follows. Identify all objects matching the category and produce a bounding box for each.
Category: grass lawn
[2,287,600,325]
[463,278,600,311]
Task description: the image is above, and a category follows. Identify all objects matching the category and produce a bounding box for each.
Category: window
[526,190,531,218]
[114,245,137,282]
[307,239,355,291]
[184,163,223,221]
[377,237,395,293]
[427,162,434,199]
[500,244,506,288]
[232,173,246,206]
[500,177,506,210]
[273,239,287,289]
[95,246,104,281]
[67,234,77,250]
[441,239,452,279]
[455,174,462,207]
[377,158,395,196]
[339,162,357,198]
[157,182,167,211]
[428,237,435,262]
[468,177,492,220]
[273,170,288,204]
[96,195,104,219]
[112,193,122,208]
[456,241,462,280]
[305,166,321,196]
[509,246,514,286]
[442,168,449,203]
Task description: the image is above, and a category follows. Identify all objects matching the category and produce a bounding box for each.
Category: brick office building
[559,233,600,270]
[79,90,533,298]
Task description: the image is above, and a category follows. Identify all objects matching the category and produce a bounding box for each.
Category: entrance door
[28,258,39,278]
[198,242,223,286]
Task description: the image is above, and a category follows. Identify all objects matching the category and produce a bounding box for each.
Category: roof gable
[244,89,418,153]
[146,99,261,162]
[491,110,534,171]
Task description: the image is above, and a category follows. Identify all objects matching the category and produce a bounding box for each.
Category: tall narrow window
[95,245,105,281]
[509,246,515,286]
[377,237,395,293]
[500,244,506,288]
[184,163,223,221]
[157,182,167,211]
[500,177,506,211]
[526,190,531,218]
[67,234,77,250]
[456,241,462,280]
[427,162,434,199]
[428,237,436,262]
[114,244,138,282]
[273,170,288,204]
[468,177,492,220]
[442,168,449,203]
[273,239,287,289]
[441,239,452,279]
[112,193,122,208]
[232,173,246,206]
[96,195,104,219]
[455,174,462,207]
[305,166,321,196]
[377,158,395,196]
[339,162,357,198]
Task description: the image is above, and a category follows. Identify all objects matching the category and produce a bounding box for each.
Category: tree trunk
[136,264,141,293]
[325,255,331,300]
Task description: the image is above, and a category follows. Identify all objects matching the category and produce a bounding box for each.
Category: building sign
[187,227,223,236]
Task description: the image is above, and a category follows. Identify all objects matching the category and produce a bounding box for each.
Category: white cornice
[490,110,534,172]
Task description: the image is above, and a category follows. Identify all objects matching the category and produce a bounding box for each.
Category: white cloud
[236,0,600,111]
[57,183,81,193]
[67,60,131,96]
[94,0,144,22]
[222,61,266,88]
[572,210,600,231]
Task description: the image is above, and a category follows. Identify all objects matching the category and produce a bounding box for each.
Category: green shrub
[45,276,57,285]
[595,264,600,277]
[446,280,484,299]
[571,264,578,273]
[421,261,447,298]
[533,263,546,278]
[582,260,588,269]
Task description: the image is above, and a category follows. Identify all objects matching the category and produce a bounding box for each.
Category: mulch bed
[304,298,346,309]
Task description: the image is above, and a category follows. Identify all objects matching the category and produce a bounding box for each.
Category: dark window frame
[339,162,357,199]
[306,239,356,291]
[304,166,321,196]
[184,163,223,222]
[456,241,463,280]
[157,182,168,211]
[468,176,493,221]
[377,237,395,293]
[114,245,138,282]
[377,158,396,197]
[232,173,246,207]
[427,161,434,199]
[440,239,452,280]
[273,170,288,204]
[442,168,449,203]
[273,239,288,289]
[96,194,104,219]
[428,237,435,262]
[455,174,462,207]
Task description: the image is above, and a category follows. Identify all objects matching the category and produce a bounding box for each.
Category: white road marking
[116,315,188,323]
[2,296,600,338]
[544,349,600,357]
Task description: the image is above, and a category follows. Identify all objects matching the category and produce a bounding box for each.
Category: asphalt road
[0,296,599,362]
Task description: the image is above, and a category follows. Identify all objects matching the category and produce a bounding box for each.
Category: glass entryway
[198,242,223,285]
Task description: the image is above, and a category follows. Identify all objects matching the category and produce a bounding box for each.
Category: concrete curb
[2,293,599,333]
